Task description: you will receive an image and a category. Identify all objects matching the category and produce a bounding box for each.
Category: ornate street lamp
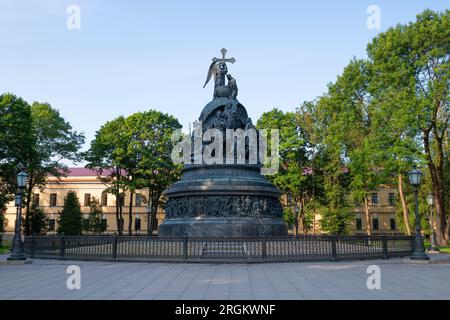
[8,170,28,261]
[408,166,429,260]
[426,193,439,252]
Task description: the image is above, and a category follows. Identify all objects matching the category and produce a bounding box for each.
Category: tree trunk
[128,192,133,236]
[115,194,121,235]
[300,197,306,235]
[363,196,371,236]
[312,210,316,235]
[147,189,153,235]
[397,174,411,235]
[423,129,448,246]
[151,202,159,233]
[118,198,123,235]
[431,100,448,243]
[294,214,299,236]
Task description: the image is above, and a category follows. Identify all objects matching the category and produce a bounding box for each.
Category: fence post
[262,235,267,261]
[112,233,118,261]
[183,232,188,262]
[60,234,65,260]
[331,236,338,261]
[382,234,388,259]
[30,234,34,258]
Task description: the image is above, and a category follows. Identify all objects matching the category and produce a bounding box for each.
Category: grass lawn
[0,239,12,254]
[424,239,450,254]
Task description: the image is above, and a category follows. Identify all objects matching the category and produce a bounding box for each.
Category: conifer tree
[58,191,82,235]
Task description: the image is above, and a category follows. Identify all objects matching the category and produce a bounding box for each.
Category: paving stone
[1,258,450,299]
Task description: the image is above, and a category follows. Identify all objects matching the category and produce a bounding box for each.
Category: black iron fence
[24,235,415,263]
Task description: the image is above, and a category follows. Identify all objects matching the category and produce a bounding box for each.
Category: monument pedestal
[160,163,288,237]
[159,217,287,237]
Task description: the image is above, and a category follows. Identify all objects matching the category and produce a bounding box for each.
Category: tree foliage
[85,110,182,235]
[28,205,49,235]
[367,9,449,244]
[0,95,84,235]
[0,94,34,209]
[58,191,83,235]
[83,197,106,234]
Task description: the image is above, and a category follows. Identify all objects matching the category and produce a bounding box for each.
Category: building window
[371,193,379,206]
[48,219,56,231]
[84,193,91,206]
[135,194,142,207]
[135,218,141,231]
[101,192,108,206]
[388,193,395,206]
[372,218,379,230]
[32,193,40,207]
[356,218,362,231]
[390,218,396,230]
[50,193,57,207]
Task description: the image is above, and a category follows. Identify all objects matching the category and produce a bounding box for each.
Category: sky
[0,0,448,165]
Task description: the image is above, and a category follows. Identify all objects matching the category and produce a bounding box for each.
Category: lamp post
[408,166,429,260]
[7,170,28,261]
[426,193,439,252]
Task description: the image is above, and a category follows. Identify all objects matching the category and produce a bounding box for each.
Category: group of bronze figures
[164,195,283,218]
[203,48,238,100]
[203,102,255,133]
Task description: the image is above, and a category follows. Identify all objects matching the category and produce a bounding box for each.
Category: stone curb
[0,259,34,266]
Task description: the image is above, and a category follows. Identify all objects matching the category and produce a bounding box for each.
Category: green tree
[308,59,379,235]
[29,206,48,235]
[282,208,295,228]
[123,111,182,234]
[316,150,352,235]
[22,102,84,235]
[85,117,128,235]
[83,197,106,234]
[85,110,182,235]
[58,191,83,235]
[0,93,34,211]
[367,9,449,244]
[257,108,310,234]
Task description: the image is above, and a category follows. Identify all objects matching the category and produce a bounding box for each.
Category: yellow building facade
[351,186,400,235]
[3,168,164,234]
[282,186,401,235]
[3,168,401,235]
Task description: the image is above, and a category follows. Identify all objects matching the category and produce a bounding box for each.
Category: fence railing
[24,235,415,263]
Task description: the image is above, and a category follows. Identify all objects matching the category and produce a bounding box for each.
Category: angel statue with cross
[203,48,238,100]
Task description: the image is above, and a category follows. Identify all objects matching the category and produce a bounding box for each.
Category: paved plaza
[0,254,449,300]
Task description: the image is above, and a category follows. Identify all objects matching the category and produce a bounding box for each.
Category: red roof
[50,167,127,178]
[65,168,99,177]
